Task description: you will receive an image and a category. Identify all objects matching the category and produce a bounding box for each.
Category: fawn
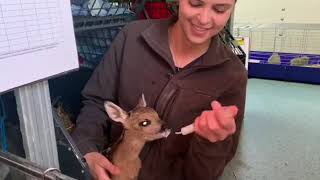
[104,94,171,180]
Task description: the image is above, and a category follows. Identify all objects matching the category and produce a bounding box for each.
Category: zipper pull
[167,72,174,79]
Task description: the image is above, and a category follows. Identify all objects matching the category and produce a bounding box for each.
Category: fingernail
[224,106,238,116]
[211,101,221,109]
[230,106,238,116]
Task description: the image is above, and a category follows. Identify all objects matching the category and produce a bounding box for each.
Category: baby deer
[104,94,171,180]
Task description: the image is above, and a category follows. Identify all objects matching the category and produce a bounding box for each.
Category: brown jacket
[72,18,248,180]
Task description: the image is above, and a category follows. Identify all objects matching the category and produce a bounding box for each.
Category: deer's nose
[160,121,168,131]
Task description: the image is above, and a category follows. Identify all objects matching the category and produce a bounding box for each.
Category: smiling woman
[169,0,236,67]
[71,0,247,179]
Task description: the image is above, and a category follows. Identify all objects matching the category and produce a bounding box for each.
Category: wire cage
[233,23,320,68]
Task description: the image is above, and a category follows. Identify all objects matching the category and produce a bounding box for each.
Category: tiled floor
[221,79,320,180]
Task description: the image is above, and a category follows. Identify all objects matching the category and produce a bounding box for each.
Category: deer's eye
[139,120,151,127]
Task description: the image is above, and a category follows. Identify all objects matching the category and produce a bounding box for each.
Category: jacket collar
[140,18,232,69]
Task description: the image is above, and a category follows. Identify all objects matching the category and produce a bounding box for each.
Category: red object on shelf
[138,2,173,19]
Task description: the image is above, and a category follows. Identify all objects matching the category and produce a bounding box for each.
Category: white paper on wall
[0,0,79,93]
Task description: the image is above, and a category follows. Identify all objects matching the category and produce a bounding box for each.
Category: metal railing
[0,150,76,180]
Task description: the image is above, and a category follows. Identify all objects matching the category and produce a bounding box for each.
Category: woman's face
[177,0,235,45]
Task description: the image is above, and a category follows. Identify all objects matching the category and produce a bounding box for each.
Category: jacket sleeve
[71,29,126,156]
[184,71,248,179]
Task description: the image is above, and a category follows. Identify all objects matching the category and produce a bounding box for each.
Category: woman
[72,0,247,179]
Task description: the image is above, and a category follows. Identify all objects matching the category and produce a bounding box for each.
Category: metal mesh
[71,0,135,32]
[71,0,137,69]
[233,23,320,68]
[75,26,122,69]
[71,0,133,17]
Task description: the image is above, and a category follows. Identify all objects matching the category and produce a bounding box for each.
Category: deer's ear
[104,101,128,124]
[136,93,147,108]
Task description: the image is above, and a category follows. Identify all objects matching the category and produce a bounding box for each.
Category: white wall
[234,0,320,24]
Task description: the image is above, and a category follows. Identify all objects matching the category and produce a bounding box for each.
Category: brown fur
[104,95,170,180]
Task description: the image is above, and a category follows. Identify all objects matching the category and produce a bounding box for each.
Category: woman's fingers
[194,102,239,142]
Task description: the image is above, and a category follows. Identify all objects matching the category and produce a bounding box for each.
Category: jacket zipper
[140,65,219,161]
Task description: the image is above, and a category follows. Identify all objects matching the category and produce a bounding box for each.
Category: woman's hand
[84,152,120,180]
[194,101,238,143]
